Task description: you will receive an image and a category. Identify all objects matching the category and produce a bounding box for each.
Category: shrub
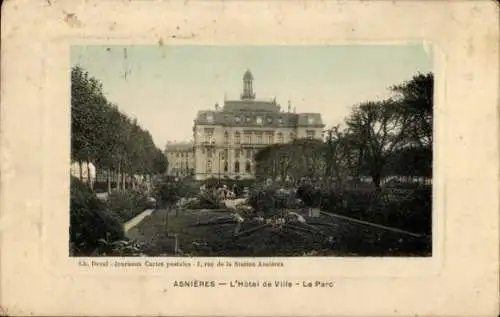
[70,176,124,256]
[296,184,323,208]
[107,189,149,222]
[154,179,186,208]
[247,186,292,218]
[320,184,432,235]
[196,190,224,209]
[375,186,432,234]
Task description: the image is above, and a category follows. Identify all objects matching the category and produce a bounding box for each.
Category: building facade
[164,141,195,178]
[192,69,325,181]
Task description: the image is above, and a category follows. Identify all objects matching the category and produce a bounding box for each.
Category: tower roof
[243,69,253,80]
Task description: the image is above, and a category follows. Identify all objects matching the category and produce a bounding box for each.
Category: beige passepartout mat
[0,0,499,316]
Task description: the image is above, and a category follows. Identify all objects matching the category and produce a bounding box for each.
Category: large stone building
[164,141,195,178]
[192,69,325,181]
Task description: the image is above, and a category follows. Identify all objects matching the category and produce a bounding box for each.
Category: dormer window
[206,113,214,122]
[235,116,241,123]
[267,117,273,124]
[256,117,263,125]
[246,116,251,122]
[308,116,314,124]
[278,117,283,124]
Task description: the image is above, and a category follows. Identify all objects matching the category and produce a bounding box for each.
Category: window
[278,132,284,143]
[224,149,228,160]
[246,149,252,158]
[267,117,273,124]
[267,133,273,144]
[256,117,262,125]
[235,149,241,158]
[246,116,251,122]
[245,161,251,173]
[176,153,180,157]
[306,130,316,139]
[207,160,212,173]
[224,131,229,144]
[235,116,241,123]
[207,149,213,158]
[257,135,263,144]
[279,155,288,171]
[289,132,295,140]
[205,133,214,143]
[224,161,228,173]
[234,131,241,144]
[278,117,283,124]
[234,161,240,173]
[245,134,251,144]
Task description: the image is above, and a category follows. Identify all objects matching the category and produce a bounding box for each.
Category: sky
[70,44,432,148]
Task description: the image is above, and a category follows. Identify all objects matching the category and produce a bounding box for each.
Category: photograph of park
[70,45,433,257]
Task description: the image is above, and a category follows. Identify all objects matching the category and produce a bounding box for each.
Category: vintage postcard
[1,0,499,316]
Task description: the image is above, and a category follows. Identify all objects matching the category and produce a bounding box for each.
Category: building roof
[223,99,280,113]
[164,141,194,152]
[194,108,324,128]
[193,69,324,128]
[297,113,324,126]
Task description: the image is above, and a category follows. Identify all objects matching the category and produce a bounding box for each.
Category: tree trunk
[79,161,83,180]
[116,162,121,191]
[87,162,93,191]
[107,170,111,194]
[372,173,382,192]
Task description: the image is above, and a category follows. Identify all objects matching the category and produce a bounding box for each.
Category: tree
[340,72,434,190]
[71,65,167,192]
[254,139,325,182]
[390,72,433,149]
[323,126,363,188]
[346,99,411,191]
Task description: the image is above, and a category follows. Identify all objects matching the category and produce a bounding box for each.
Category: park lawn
[128,208,431,257]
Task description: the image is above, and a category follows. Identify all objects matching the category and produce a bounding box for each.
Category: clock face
[256,117,262,125]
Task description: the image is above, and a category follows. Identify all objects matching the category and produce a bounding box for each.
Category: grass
[127,208,431,257]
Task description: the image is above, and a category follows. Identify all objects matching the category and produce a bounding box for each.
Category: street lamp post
[218,151,222,184]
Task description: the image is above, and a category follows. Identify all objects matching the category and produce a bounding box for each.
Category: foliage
[69,177,124,256]
[390,73,433,148]
[107,189,151,223]
[296,184,323,208]
[154,180,184,208]
[153,176,200,208]
[254,139,326,182]
[71,66,167,190]
[196,190,225,209]
[247,185,296,217]
[322,72,434,190]
[91,240,146,257]
[200,177,256,198]
[320,185,431,235]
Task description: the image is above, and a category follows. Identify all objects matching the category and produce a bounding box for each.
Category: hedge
[69,177,125,256]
